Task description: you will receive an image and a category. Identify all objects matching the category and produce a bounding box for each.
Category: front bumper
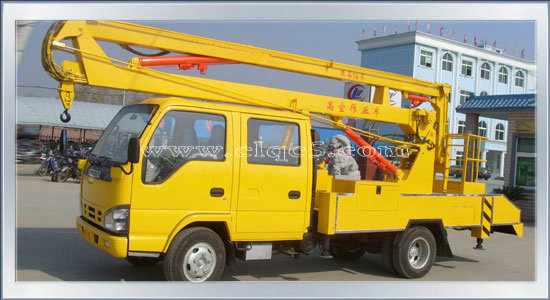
[76,216,128,258]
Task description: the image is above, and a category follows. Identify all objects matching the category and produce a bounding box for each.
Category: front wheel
[163,227,225,281]
[38,165,48,176]
[392,226,436,279]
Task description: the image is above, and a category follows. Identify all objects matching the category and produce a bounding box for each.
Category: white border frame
[2,2,548,299]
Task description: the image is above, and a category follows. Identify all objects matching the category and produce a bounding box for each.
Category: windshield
[91,104,157,164]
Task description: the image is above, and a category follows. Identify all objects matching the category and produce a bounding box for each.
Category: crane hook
[60,109,71,123]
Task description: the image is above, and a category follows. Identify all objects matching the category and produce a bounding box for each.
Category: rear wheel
[381,237,396,274]
[392,226,436,279]
[329,239,366,261]
[58,170,70,182]
[163,227,225,281]
[126,256,161,266]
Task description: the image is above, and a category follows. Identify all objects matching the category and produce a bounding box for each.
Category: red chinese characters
[338,102,346,112]
[349,103,357,114]
[327,100,334,111]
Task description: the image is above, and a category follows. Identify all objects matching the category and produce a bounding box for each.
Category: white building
[355,31,536,177]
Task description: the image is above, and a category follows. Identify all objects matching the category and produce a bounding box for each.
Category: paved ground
[16,164,534,281]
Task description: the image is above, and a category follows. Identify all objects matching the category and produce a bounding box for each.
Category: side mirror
[128,137,140,164]
[59,129,67,153]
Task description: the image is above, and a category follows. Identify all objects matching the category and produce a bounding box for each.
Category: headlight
[104,205,130,234]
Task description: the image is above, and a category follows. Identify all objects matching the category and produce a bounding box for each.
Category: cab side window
[144,110,226,183]
[247,118,300,166]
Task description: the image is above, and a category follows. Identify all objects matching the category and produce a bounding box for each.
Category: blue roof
[456,94,536,112]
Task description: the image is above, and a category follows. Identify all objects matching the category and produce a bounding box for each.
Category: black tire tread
[381,236,397,274]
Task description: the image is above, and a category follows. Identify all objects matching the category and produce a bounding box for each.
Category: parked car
[449,165,463,178]
[448,165,491,180]
[478,167,492,180]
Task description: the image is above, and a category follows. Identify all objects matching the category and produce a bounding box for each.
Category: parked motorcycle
[38,153,61,176]
[51,157,81,182]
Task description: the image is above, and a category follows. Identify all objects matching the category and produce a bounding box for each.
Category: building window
[495,123,505,141]
[420,50,433,68]
[515,71,525,87]
[498,67,508,84]
[461,60,473,77]
[442,53,453,72]
[458,120,465,134]
[478,121,487,137]
[456,151,464,166]
[480,62,490,80]
[480,91,488,96]
[459,90,471,105]
[515,137,535,187]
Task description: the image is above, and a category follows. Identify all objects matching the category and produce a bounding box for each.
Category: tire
[329,239,366,261]
[38,165,48,176]
[58,170,70,182]
[126,256,161,267]
[392,226,436,279]
[381,237,396,274]
[163,227,225,282]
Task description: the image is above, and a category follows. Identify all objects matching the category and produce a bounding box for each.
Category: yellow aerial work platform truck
[42,21,523,281]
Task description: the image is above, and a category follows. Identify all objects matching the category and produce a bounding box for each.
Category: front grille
[82,202,103,224]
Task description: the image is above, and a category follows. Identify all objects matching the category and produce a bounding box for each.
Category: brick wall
[516,193,536,222]
[464,113,479,134]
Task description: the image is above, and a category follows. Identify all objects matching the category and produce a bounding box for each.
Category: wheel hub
[183,242,216,281]
[407,237,430,270]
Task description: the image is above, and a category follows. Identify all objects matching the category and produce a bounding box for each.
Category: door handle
[210,188,225,197]
[288,190,301,199]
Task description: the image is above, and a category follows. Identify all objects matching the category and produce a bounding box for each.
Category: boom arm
[42,20,452,181]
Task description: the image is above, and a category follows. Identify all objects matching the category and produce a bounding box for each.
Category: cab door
[236,114,309,235]
[129,107,233,251]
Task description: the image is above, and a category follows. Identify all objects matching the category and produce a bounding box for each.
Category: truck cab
[77,97,314,280]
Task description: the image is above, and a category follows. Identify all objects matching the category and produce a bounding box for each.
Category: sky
[17,20,536,99]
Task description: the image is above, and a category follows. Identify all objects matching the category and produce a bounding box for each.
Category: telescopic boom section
[42,20,451,171]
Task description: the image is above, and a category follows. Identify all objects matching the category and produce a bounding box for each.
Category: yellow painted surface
[40,21,523,260]
[235,114,310,236]
[316,192,337,235]
[76,217,128,258]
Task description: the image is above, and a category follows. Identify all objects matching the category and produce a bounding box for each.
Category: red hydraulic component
[139,55,239,75]
[342,127,398,174]
[407,94,429,106]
